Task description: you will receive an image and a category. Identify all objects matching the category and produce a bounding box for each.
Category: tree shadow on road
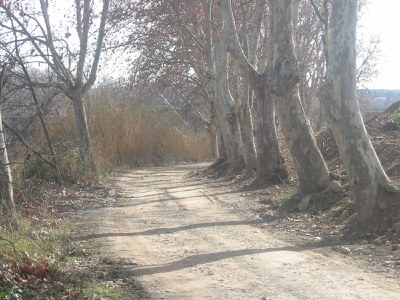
[115,242,339,277]
[79,219,262,241]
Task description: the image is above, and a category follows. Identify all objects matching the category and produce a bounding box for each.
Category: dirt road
[84,164,400,299]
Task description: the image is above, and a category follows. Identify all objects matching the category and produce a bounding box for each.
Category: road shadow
[79,219,261,241]
[115,241,341,277]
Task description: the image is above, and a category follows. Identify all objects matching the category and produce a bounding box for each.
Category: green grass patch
[0,205,134,299]
[390,108,400,121]
[279,193,299,213]
[0,288,15,299]
[88,282,129,299]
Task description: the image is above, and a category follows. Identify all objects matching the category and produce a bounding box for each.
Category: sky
[361,0,400,90]
[16,0,399,89]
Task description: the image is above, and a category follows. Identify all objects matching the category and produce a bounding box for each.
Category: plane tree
[219,0,330,193]
[322,0,400,231]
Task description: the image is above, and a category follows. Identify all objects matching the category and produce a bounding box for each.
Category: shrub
[390,108,400,121]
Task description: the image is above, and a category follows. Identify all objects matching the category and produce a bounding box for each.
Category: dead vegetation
[87,92,211,170]
[1,87,210,299]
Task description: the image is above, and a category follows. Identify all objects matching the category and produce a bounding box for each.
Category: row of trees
[0,0,399,231]
[108,0,399,231]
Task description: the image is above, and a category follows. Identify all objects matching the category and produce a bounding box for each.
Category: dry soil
[78,164,400,300]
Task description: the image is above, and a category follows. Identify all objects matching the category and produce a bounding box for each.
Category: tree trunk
[213,38,244,170]
[70,89,96,171]
[231,63,256,173]
[218,0,288,183]
[203,0,229,167]
[236,1,258,173]
[255,87,287,183]
[208,109,219,160]
[0,64,16,221]
[239,84,257,172]
[254,0,287,183]
[324,0,400,230]
[272,0,330,193]
[0,110,15,220]
[217,131,227,162]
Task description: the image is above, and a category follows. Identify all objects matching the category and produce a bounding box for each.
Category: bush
[390,108,400,121]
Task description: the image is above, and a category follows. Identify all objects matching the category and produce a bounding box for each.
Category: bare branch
[218,0,261,88]
[83,0,110,93]
[309,0,326,25]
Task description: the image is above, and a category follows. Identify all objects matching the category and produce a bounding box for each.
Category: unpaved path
[83,165,400,299]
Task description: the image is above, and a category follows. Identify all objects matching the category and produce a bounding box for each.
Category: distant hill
[358,89,400,113]
[359,89,400,99]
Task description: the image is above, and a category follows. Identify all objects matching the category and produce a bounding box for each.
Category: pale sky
[30,0,400,89]
[361,0,400,90]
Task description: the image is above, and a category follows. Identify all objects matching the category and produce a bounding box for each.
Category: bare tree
[0,0,110,170]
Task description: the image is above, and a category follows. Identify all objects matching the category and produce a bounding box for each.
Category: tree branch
[83,0,110,93]
[218,0,262,89]
[2,121,58,171]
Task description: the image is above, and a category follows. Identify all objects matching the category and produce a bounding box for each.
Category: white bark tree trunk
[324,0,400,230]
[219,0,288,183]
[208,109,219,160]
[235,0,260,173]
[213,38,244,170]
[203,0,232,167]
[271,0,330,193]
[239,82,257,172]
[0,110,15,219]
[0,63,16,220]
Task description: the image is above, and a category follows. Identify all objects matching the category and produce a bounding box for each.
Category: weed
[88,282,129,299]
[0,288,14,299]
[279,193,299,213]
[390,108,400,121]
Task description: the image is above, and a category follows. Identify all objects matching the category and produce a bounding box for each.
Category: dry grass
[8,87,210,183]
[87,92,211,171]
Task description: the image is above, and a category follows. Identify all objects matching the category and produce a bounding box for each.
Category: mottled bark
[324,0,400,230]
[219,0,287,183]
[236,0,259,173]
[0,110,15,219]
[213,38,244,170]
[255,85,287,182]
[271,0,330,193]
[0,63,15,220]
[203,0,235,166]
[69,89,96,170]
[208,109,219,160]
[217,132,227,162]
[239,84,257,172]
[254,0,287,183]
